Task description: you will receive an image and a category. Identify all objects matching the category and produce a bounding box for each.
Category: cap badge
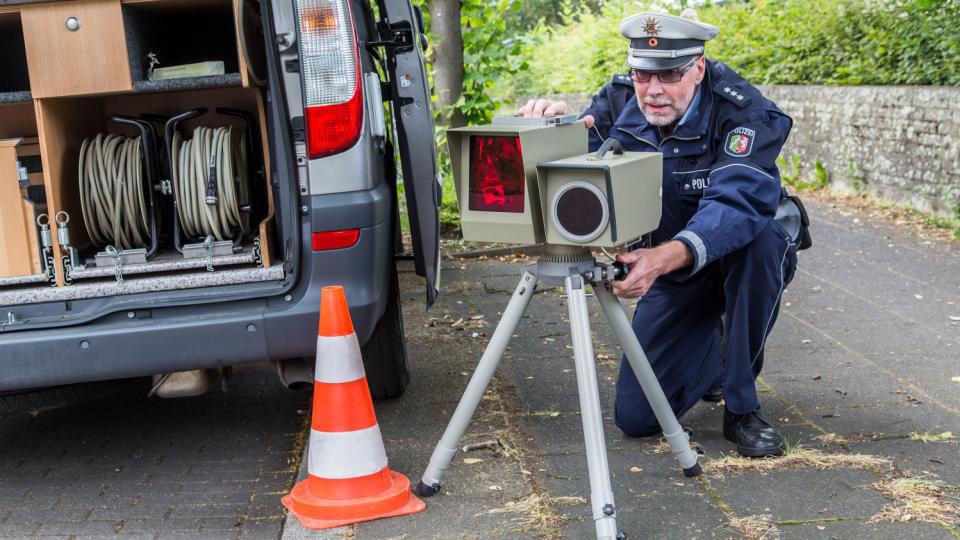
[643,16,661,36]
[648,37,658,47]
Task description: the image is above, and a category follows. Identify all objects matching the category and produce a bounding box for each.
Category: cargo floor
[0,264,284,307]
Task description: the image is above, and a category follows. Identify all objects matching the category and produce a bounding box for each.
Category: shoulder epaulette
[713,81,753,108]
[612,73,633,87]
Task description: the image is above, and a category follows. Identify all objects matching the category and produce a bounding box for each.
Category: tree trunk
[428,0,466,128]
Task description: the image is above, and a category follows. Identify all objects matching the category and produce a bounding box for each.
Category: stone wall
[521,87,960,217]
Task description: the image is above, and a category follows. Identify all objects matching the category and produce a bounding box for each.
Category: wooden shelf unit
[0,0,274,287]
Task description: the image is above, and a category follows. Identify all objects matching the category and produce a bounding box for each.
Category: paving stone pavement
[0,365,310,539]
[2,195,957,540]
[284,197,960,539]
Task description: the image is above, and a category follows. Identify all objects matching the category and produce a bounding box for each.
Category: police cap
[620,12,719,71]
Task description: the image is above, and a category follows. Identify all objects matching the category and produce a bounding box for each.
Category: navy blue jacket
[581,60,792,277]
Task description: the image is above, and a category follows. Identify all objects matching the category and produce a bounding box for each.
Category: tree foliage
[498,0,960,99]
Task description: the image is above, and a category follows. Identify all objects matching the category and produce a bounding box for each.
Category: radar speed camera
[447,117,663,248]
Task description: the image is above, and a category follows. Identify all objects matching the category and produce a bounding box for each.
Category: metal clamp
[252,236,264,268]
[56,211,82,284]
[203,235,215,272]
[37,214,56,285]
[104,245,124,284]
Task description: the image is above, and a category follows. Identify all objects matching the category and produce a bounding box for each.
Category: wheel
[361,265,410,400]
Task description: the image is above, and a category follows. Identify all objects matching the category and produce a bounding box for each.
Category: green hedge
[497,0,960,99]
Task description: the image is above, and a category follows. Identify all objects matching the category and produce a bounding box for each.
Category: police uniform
[582,13,799,454]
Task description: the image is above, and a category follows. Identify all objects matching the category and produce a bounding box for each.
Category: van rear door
[376,0,441,307]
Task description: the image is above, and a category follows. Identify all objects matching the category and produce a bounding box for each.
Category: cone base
[282,470,426,530]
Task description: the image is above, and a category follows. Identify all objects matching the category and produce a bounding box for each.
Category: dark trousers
[614,219,798,437]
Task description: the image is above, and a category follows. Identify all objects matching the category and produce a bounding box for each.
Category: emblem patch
[724,127,756,157]
[643,16,661,36]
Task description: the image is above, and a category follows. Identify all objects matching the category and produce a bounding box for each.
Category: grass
[908,431,955,443]
[870,478,960,527]
[476,494,587,536]
[814,432,852,446]
[702,445,892,478]
[726,514,780,540]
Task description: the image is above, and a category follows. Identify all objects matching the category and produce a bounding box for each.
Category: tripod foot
[682,462,703,478]
[414,480,441,497]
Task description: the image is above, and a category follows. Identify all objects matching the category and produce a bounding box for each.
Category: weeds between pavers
[476,494,587,537]
[725,514,780,540]
[702,445,892,478]
[870,478,960,527]
[907,431,955,444]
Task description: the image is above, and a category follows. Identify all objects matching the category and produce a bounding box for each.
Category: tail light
[312,229,360,251]
[296,0,363,158]
[468,135,525,213]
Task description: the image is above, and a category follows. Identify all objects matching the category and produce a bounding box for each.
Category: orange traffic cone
[282,286,425,529]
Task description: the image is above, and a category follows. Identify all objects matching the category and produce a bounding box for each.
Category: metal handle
[65,16,80,31]
[592,138,623,160]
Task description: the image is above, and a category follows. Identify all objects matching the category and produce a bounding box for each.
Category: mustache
[642,98,675,107]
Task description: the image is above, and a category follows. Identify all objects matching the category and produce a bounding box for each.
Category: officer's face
[633,56,705,127]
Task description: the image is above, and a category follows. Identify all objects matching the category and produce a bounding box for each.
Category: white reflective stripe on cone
[308,424,389,479]
[314,334,366,383]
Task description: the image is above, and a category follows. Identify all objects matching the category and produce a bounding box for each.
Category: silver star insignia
[736,95,744,101]
[724,87,732,94]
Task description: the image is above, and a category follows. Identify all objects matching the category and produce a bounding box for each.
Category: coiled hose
[78,134,150,250]
[171,126,251,242]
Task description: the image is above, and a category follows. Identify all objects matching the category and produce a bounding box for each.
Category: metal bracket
[368,21,414,53]
[182,239,234,273]
[94,248,147,267]
[15,161,28,188]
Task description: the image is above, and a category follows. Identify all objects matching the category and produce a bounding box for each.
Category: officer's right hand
[516,99,596,129]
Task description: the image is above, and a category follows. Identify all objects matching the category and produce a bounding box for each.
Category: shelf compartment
[0,12,32,102]
[123,0,241,89]
[35,84,276,286]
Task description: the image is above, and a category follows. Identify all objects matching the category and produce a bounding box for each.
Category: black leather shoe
[701,385,723,403]
[723,408,784,457]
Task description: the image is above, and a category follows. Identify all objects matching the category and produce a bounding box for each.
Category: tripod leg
[416,271,539,496]
[566,276,622,540]
[594,285,702,477]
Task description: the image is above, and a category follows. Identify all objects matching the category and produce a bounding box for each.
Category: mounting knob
[65,17,80,31]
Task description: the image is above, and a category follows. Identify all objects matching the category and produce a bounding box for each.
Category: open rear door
[375,0,441,307]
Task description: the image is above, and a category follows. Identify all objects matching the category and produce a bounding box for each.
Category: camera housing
[537,142,662,248]
[447,117,663,248]
[447,117,587,244]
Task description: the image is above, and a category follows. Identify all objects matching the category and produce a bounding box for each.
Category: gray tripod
[415,248,702,539]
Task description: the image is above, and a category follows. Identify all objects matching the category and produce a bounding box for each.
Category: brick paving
[0,365,309,539]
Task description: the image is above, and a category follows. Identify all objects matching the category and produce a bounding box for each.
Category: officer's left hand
[611,241,693,299]
[611,249,663,299]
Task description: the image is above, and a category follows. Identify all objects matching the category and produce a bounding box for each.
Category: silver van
[0,0,439,402]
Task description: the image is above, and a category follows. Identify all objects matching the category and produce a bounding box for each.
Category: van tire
[361,266,409,400]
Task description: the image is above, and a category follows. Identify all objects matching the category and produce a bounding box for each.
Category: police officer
[518,12,798,457]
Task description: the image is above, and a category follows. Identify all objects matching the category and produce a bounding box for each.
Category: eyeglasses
[630,57,699,84]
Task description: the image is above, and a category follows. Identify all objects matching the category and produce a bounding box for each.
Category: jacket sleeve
[673,108,793,276]
[579,82,617,152]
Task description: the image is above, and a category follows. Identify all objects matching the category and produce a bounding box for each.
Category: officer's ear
[694,56,706,85]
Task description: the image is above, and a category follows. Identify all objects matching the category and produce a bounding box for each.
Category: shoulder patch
[713,82,752,108]
[613,73,633,87]
[724,127,756,157]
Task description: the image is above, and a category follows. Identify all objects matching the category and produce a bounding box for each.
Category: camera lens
[551,181,609,244]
